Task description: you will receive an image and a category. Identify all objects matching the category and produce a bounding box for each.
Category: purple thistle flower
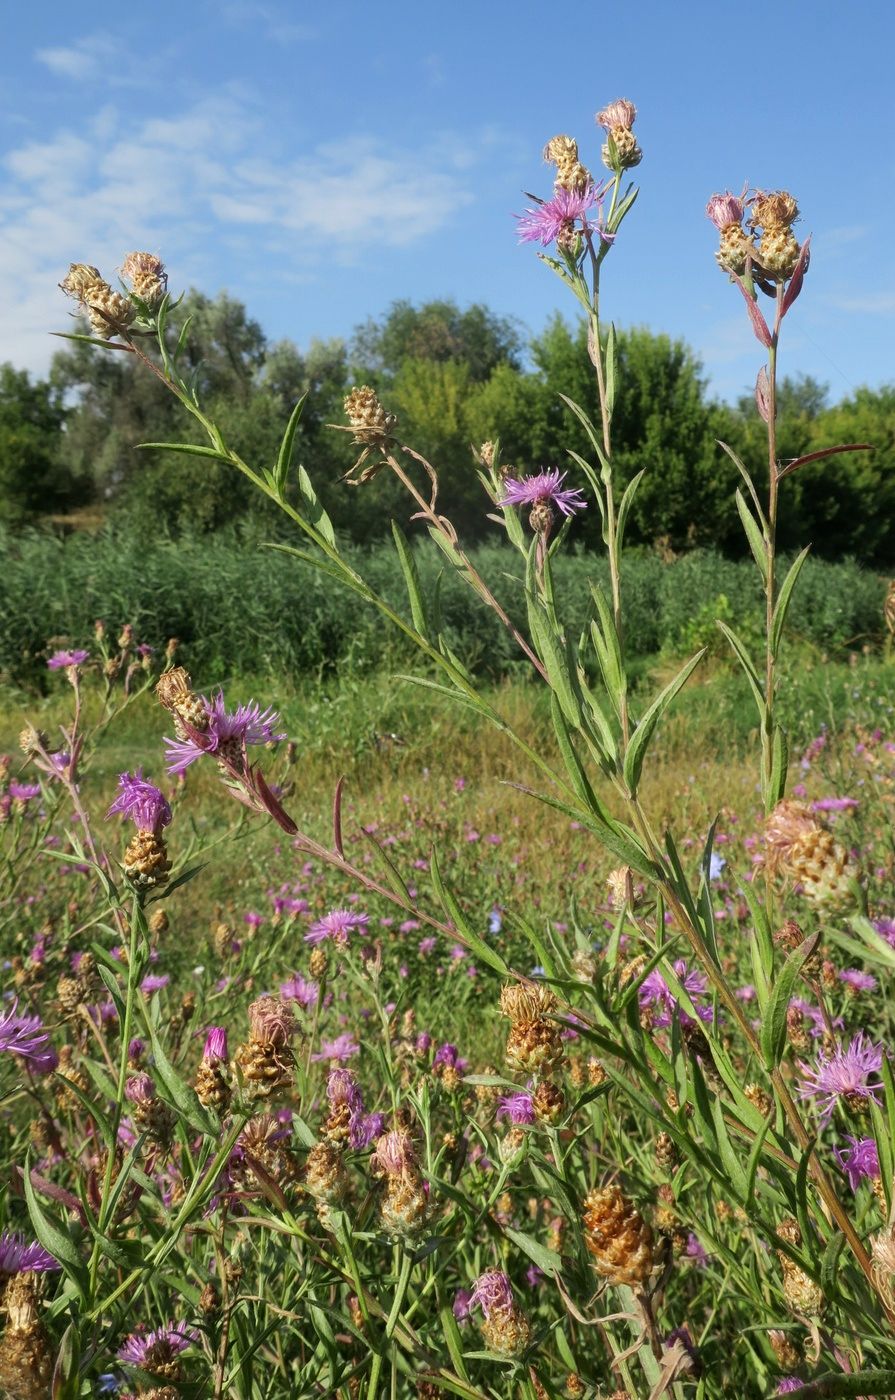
[349,1110,386,1149]
[0,999,56,1072]
[279,973,318,1007]
[417,936,437,956]
[8,782,41,801]
[469,1269,515,1318]
[0,1231,59,1275]
[839,968,877,993]
[311,1033,359,1062]
[140,974,170,995]
[639,959,713,1029]
[106,769,171,833]
[47,649,89,670]
[203,1027,227,1062]
[797,1033,884,1122]
[516,183,609,247]
[777,1382,803,1395]
[496,1091,536,1125]
[835,1135,880,1191]
[164,691,284,774]
[326,1068,363,1111]
[305,908,369,947]
[453,1287,473,1321]
[117,1321,198,1367]
[812,796,859,813]
[498,468,586,519]
[685,1233,709,1268]
[433,1042,466,1071]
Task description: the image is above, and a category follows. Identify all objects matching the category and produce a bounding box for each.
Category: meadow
[4,102,895,1400]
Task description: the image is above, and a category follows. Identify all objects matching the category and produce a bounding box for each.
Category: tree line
[2,293,893,561]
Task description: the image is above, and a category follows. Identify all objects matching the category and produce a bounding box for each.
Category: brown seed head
[120,251,168,310]
[506,1017,564,1076]
[582,1182,656,1285]
[123,830,170,888]
[532,1080,565,1124]
[499,980,556,1022]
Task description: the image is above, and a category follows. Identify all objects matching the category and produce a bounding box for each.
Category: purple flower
[496,1091,536,1125]
[835,1135,880,1191]
[140,974,170,995]
[418,937,437,956]
[0,1231,59,1275]
[839,968,877,993]
[164,691,284,775]
[777,1382,803,1395]
[797,1033,884,1122]
[498,469,586,518]
[350,1111,386,1149]
[8,782,40,801]
[453,1287,473,1321]
[202,1027,227,1062]
[705,191,745,229]
[106,770,171,833]
[433,1043,466,1071]
[311,1034,359,1062]
[516,183,608,247]
[685,1233,709,1268]
[639,960,713,1029]
[305,908,369,947]
[812,796,859,813]
[117,1321,198,1367]
[469,1269,514,1318]
[326,1068,363,1112]
[0,1000,56,1072]
[279,973,318,1007]
[47,649,89,670]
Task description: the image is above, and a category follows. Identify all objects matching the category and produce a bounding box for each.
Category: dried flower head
[0,1273,53,1400]
[60,263,135,338]
[582,1182,656,1286]
[596,98,641,169]
[499,980,557,1022]
[775,1219,823,1315]
[764,800,856,909]
[120,251,168,310]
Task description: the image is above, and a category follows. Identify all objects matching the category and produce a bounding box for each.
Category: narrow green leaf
[744,1112,774,1207]
[615,469,644,552]
[430,849,508,975]
[558,393,610,474]
[137,441,231,462]
[146,1024,217,1136]
[717,620,765,720]
[604,323,617,420]
[509,780,652,877]
[623,649,705,794]
[786,1370,895,1398]
[550,694,603,805]
[768,724,789,807]
[391,522,429,636]
[590,584,626,718]
[771,546,811,657]
[296,465,336,548]
[23,1157,88,1297]
[735,488,768,582]
[504,1226,561,1278]
[710,1099,748,1202]
[274,394,306,497]
[760,934,819,1069]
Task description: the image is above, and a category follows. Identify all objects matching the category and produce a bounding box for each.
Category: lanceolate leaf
[771,546,811,655]
[717,620,765,720]
[623,649,705,794]
[273,393,306,497]
[735,488,768,582]
[760,932,821,1068]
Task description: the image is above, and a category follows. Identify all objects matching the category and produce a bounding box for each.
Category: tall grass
[1,526,887,687]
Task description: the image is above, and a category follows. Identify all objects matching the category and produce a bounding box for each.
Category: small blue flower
[97,1376,120,1395]
[488,909,502,935]
[708,852,726,881]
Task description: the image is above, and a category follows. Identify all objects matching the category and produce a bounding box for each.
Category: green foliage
[1,528,887,690]
[0,363,76,523]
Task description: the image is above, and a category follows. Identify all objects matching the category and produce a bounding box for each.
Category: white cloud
[0,92,475,374]
[35,33,129,83]
[827,292,895,315]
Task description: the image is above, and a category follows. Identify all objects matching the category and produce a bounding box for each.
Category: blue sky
[1,0,893,402]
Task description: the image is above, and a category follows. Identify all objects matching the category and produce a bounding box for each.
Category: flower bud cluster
[371,1126,430,1239]
[234,997,296,1099]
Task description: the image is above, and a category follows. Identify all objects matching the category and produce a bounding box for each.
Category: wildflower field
[5,97,895,1400]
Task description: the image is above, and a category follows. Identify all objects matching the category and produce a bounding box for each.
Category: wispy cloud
[35,33,131,83]
[1,91,475,373]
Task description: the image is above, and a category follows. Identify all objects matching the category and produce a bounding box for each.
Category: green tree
[0,364,73,524]
[353,298,523,383]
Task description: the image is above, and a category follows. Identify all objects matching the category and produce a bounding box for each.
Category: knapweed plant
[3,95,892,1400]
